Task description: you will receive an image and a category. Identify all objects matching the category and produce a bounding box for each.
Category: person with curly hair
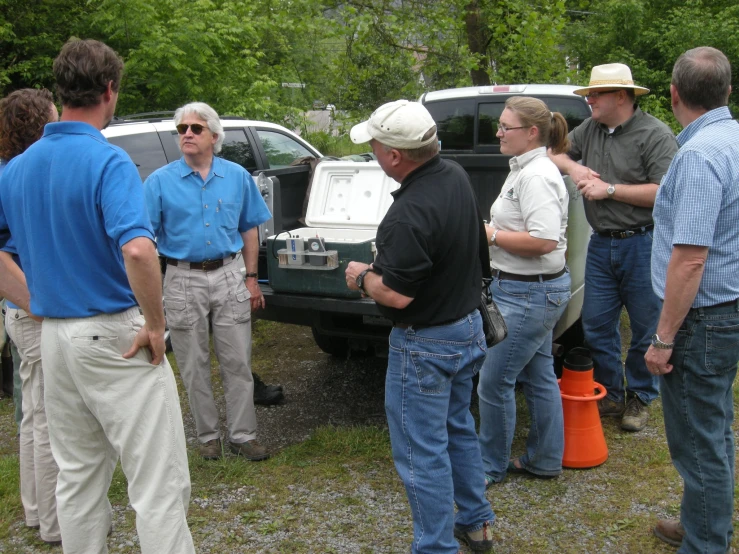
[0,88,61,545]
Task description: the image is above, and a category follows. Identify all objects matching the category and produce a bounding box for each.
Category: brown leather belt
[492,267,567,283]
[166,254,236,271]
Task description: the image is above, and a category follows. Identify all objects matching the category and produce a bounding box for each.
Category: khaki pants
[6,308,60,543]
[164,257,257,444]
[41,308,194,554]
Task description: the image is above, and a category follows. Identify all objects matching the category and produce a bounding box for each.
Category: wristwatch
[651,333,674,349]
[356,268,372,294]
[490,228,499,247]
[606,184,616,198]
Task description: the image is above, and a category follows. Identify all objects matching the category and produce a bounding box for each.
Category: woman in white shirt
[478,96,571,486]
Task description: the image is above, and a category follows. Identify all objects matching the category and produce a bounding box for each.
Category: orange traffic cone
[558,347,608,469]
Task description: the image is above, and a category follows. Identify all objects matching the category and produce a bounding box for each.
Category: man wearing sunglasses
[144,102,272,462]
[549,63,678,433]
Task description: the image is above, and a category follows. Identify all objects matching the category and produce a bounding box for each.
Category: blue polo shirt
[0,121,155,318]
[0,159,18,310]
[144,156,271,261]
[652,107,739,307]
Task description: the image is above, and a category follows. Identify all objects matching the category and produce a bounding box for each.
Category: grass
[0,313,737,553]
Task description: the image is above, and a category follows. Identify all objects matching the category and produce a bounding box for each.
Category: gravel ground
[1,321,735,553]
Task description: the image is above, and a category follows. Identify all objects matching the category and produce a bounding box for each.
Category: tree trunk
[465,1,491,86]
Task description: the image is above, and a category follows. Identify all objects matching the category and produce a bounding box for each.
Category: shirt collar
[676,106,733,147]
[597,106,643,134]
[391,155,443,198]
[178,155,225,179]
[43,121,105,139]
[509,146,547,171]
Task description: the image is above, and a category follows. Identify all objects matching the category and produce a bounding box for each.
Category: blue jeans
[660,301,739,554]
[478,272,571,481]
[386,311,494,554]
[583,232,660,404]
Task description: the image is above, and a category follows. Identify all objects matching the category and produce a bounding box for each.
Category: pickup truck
[105,86,592,358]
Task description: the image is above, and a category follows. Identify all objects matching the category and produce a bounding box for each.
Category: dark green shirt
[568,107,678,232]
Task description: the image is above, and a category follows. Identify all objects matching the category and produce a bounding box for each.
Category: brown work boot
[597,396,625,418]
[454,520,494,553]
[654,519,684,547]
[199,438,222,460]
[621,395,649,432]
[229,439,270,461]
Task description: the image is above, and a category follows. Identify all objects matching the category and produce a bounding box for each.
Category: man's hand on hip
[124,325,166,366]
[645,344,673,376]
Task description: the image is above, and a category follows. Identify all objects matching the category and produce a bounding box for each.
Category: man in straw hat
[647,46,739,554]
[345,100,495,553]
[550,63,678,432]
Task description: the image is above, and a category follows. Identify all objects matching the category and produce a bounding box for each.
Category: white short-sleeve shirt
[489,147,569,275]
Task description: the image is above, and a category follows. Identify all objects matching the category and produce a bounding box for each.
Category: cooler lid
[305,161,400,229]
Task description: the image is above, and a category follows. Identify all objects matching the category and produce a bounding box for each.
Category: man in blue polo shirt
[647,47,739,554]
[0,39,194,553]
[144,102,272,462]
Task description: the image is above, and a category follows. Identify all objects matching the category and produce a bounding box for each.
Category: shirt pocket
[219,203,241,230]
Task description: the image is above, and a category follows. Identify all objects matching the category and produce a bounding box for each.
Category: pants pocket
[543,289,571,330]
[226,269,251,324]
[410,350,461,394]
[164,299,192,330]
[705,323,739,375]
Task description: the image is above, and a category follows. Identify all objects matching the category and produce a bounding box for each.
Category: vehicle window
[256,130,313,169]
[219,129,258,172]
[424,99,475,150]
[540,97,591,132]
[107,132,168,181]
[478,103,505,146]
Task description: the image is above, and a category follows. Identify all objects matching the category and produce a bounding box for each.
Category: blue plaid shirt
[651,107,739,307]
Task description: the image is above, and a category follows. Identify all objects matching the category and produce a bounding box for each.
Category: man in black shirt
[346,100,494,554]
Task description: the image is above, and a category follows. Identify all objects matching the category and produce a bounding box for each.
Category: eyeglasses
[176,123,206,135]
[498,124,528,133]
[585,90,621,100]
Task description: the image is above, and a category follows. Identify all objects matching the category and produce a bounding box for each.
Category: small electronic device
[287,237,305,265]
[307,236,327,266]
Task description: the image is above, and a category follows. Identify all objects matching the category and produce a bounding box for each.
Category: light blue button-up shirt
[144,156,271,261]
[652,107,739,307]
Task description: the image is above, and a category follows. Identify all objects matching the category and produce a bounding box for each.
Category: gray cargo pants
[164,255,257,444]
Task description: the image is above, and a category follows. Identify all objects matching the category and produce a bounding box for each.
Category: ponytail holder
[550,111,554,119]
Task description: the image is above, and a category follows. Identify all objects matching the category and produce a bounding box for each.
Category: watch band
[491,228,499,247]
[651,333,674,349]
[356,268,372,293]
[245,272,258,278]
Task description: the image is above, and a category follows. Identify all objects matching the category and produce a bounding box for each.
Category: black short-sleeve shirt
[372,156,481,325]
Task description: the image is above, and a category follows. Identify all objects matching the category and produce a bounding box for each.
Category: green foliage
[1,0,737,126]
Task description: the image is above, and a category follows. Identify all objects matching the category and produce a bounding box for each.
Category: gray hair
[382,126,439,162]
[672,47,731,111]
[174,102,224,154]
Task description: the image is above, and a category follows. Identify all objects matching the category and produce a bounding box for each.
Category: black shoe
[253,372,284,406]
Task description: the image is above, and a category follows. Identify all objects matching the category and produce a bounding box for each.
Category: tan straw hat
[573,63,650,96]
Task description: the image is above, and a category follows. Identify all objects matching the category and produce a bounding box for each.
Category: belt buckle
[201,259,220,271]
[617,230,634,239]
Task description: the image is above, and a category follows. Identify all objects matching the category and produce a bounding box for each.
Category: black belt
[597,224,653,239]
[492,267,567,282]
[394,317,459,330]
[165,254,236,271]
[689,298,739,312]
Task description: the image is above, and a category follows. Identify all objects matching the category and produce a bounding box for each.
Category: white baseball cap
[350,100,437,149]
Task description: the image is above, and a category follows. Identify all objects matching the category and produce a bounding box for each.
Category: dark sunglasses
[176,123,206,135]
